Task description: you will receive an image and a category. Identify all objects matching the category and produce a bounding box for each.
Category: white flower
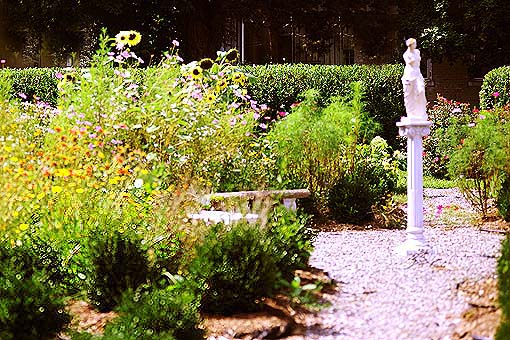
[134,178,144,188]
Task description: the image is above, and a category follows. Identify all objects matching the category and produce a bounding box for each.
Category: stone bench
[190,189,310,224]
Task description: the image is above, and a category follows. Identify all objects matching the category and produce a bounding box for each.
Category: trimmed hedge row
[480,66,510,110]
[0,64,405,146]
[0,68,61,106]
[244,64,405,146]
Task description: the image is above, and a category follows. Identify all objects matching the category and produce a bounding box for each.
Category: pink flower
[0,59,5,64]
[290,102,300,108]
[492,92,500,98]
[18,93,27,100]
[55,72,63,79]
[259,123,267,130]
[473,108,480,113]
[278,111,288,117]
[479,114,486,120]
[172,40,179,47]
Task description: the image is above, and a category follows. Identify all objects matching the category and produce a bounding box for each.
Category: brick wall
[426,61,482,107]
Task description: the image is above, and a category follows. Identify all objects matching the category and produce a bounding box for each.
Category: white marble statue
[402,38,427,121]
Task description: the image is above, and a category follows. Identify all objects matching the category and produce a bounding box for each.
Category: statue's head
[406,38,417,48]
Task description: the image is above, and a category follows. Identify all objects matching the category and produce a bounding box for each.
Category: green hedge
[0,68,60,105]
[480,66,510,110]
[496,235,510,340]
[243,64,405,146]
[0,64,405,146]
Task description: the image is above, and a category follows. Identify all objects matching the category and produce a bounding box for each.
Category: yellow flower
[205,93,216,103]
[199,58,214,70]
[190,66,203,80]
[115,31,130,45]
[75,188,85,194]
[51,185,63,194]
[126,30,142,46]
[232,72,247,85]
[19,223,29,231]
[216,79,228,92]
[225,49,239,63]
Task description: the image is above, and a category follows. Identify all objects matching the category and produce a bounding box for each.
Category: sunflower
[190,66,203,80]
[225,49,239,63]
[216,79,228,92]
[205,93,216,103]
[63,73,76,82]
[126,30,142,46]
[232,72,247,85]
[199,58,214,70]
[115,31,130,46]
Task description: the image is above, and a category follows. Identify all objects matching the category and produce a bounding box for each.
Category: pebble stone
[304,188,504,340]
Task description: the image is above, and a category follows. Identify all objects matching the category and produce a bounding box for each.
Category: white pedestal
[395,119,433,256]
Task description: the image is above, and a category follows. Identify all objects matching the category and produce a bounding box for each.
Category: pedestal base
[394,238,431,256]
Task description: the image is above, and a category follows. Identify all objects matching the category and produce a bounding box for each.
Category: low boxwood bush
[0,241,70,340]
[244,63,404,147]
[328,139,398,224]
[88,229,151,311]
[101,283,204,340]
[496,235,510,340]
[480,66,510,110]
[266,206,315,280]
[190,222,279,315]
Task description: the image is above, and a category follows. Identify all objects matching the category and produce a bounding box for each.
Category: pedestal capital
[396,119,432,139]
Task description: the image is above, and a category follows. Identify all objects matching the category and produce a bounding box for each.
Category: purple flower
[259,123,267,130]
[18,93,27,100]
[55,72,63,79]
[253,113,260,120]
[88,143,95,150]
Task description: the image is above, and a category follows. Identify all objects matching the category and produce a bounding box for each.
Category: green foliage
[88,229,151,311]
[496,235,510,340]
[498,175,510,222]
[0,68,60,105]
[268,84,380,212]
[328,139,398,224]
[424,95,477,178]
[0,241,70,340]
[102,283,204,340]
[266,206,315,280]
[244,64,404,147]
[190,222,279,315]
[480,66,510,110]
[448,108,510,217]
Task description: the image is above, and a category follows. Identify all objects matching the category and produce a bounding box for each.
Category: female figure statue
[402,38,427,120]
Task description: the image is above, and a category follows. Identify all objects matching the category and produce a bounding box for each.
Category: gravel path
[304,189,504,340]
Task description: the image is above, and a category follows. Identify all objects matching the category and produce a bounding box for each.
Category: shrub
[268,83,380,213]
[498,175,510,222]
[244,63,404,147]
[0,67,60,105]
[424,95,476,178]
[0,241,70,340]
[102,283,204,340]
[266,206,315,280]
[190,222,279,315]
[496,235,510,340]
[327,138,398,224]
[88,229,151,311]
[447,108,509,217]
[480,66,510,110]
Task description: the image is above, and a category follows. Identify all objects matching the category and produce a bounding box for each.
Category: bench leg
[282,198,297,211]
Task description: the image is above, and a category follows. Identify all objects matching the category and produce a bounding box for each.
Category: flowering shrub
[423,95,478,179]
[448,106,510,217]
